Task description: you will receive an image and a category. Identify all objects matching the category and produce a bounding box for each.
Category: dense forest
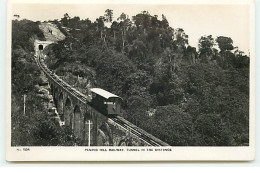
[12,9,250,146]
[11,19,80,146]
[44,10,249,146]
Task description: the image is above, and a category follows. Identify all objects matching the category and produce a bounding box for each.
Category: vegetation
[45,11,249,146]
[11,19,78,146]
[12,9,250,146]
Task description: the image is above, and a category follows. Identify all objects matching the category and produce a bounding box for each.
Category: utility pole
[23,94,26,116]
[85,120,93,146]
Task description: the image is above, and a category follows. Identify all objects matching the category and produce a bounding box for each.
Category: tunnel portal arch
[38,44,43,50]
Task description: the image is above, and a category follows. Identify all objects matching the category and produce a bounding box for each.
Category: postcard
[6,0,255,161]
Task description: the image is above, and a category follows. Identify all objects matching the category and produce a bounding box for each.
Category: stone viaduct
[35,40,169,147]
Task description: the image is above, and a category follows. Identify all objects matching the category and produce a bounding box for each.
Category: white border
[6,0,255,161]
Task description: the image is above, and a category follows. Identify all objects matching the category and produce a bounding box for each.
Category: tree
[123,70,152,97]
[184,46,197,64]
[132,11,151,30]
[173,28,189,51]
[104,9,113,23]
[95,50,135,95]
[152,105,193,145]
[216,36,234,52]
[198,35,215,63]
[161,14,169,29]
[215,36,235,67]
[61,13,71,26]
[162,47,176,72]
[198,35,214,51]
[127,95,151,126]
[127,39,148,66]
[232,47,249,68]
[111,21,119,39]
[68,16,80,28]
[95,16,105,37]
[93,16,109,49]
[117,13,132,52]
[194,113,231,146]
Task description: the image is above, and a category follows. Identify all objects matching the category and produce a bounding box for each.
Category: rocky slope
[39,22,66,42]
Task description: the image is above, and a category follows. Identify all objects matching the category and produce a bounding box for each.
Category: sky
[12,3,250,55]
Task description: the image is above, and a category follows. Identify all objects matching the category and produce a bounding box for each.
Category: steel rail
[36,55,88,104]
[109,117,161,146]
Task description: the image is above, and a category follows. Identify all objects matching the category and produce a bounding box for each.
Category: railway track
[35,52,166,146]
[109,117,161,146]
[36,55,89,104]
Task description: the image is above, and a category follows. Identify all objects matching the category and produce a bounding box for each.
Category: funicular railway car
[90,88,122,117]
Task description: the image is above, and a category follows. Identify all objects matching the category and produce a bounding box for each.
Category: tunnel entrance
[38,44,43,50]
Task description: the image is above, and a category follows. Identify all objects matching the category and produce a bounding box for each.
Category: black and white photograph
[6,0,255,161]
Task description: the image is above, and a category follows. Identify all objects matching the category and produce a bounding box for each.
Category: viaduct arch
[64,98,72,127]
[74,105,82,139]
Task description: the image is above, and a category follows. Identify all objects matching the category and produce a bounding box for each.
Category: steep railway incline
[35,52,169,146]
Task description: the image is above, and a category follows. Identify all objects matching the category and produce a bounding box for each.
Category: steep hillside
[11,19,78,146]
[44,11,249,146]
[39,22,66,42]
